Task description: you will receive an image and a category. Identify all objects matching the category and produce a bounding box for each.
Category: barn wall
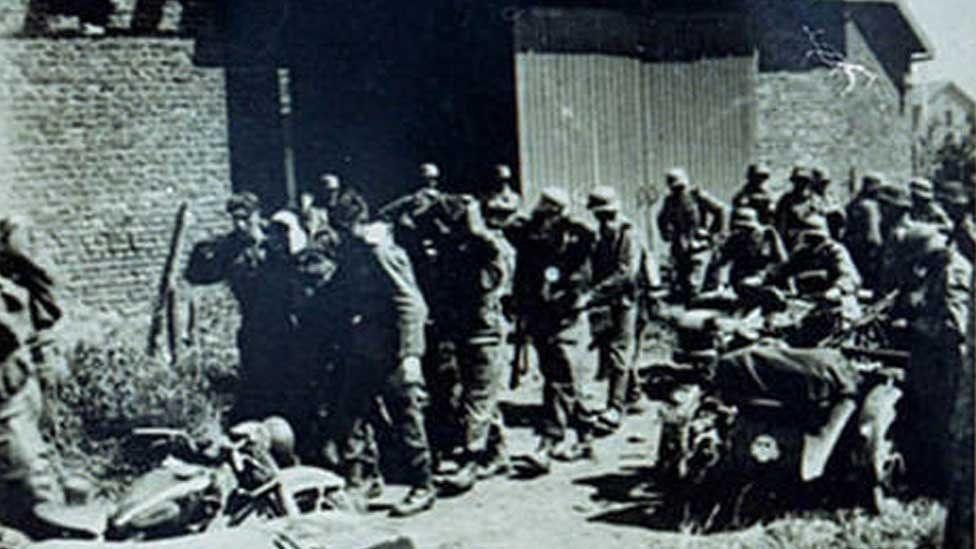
[515,7,756,246]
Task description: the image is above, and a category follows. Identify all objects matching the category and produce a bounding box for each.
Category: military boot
[390,484,436,518]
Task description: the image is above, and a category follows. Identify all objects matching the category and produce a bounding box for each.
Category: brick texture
[0,37,232,312]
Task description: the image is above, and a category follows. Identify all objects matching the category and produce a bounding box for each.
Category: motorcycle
[29,418,351,544]
[649,304,905,530]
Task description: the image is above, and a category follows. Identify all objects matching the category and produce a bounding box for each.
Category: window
[946,109,954,126]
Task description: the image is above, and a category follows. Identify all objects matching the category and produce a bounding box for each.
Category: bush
[38,295,239,490]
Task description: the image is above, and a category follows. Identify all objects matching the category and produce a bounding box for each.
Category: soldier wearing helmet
[907,177,952,232]
[656,168,727,303]
[732,163,775,226]
[765,214,861,301]
[586,185,643,434]
[938,180,975,264]
[774,166,819,250]
[506,186,597,473]
[843,173,886,292]
[888,224,972,499]
[708,207,787,297]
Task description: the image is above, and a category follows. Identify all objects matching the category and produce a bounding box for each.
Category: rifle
[839,345,910,366]
[509,316,530,390]
[818,290,899,348]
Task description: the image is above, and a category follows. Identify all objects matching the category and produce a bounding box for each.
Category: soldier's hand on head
[399,355,425,386]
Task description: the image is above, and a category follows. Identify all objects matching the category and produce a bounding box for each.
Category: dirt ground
[357,337,718,549]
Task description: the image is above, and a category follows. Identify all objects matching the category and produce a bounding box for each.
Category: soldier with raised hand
[507,187,596,473]
[325,216,436,517]
[843,173,885,292]
[585,186,641,435]
[184,193,296,423]
[434,195,515,493]
[0,215,65,539]
[656,167,726,303]
[732,163,776,226]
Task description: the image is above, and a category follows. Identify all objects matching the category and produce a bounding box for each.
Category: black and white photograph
[0,1,973,547]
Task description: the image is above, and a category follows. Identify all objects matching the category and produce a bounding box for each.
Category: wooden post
[147,202,189,363]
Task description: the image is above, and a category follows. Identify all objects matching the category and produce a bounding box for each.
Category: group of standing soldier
[182,162,663,517]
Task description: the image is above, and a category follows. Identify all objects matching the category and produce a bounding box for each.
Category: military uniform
[731,164,776,226]
[843,176,885,292]
[0,218,64,535]
[908,177,953,232]
[184,195,296,423]
[774,167,818,250]
[709,208,787,293]
[767,228,861,298]
[891,227,972,497]
[508,190,596,457]
[585,188,641,427]
[657,170,726,302]
[325,225,434,513]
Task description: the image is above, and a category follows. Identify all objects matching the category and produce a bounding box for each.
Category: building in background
[0,0,933,311]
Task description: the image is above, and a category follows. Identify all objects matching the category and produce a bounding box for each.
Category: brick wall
[754,13,914,198]
[0,37,232,312]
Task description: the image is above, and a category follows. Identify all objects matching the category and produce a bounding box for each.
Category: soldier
[0,216,65,538]
[732,164,776,226]
[876,184,914,295]
[507,187,596,473]
[810,168,846,240]
[319,173,370,229]
[296,191,340,255]
[585,186,641,435]
[907,177,953,232]
[184,193,296,423]
[889,225,971,498]
[656,168,726,302]
[325,217,436,517]
[774,166,818,250]
[843,173,885,292]
[708,207,787,298]
[434,196,515,492]
[766,214,861,301]
[938,180,975,264]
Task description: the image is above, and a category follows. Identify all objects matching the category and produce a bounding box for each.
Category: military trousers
[336,357,433,489]
[598,305,638,414]
[0,376,63,533]
[672,248,711,303]
[530,317,590,442]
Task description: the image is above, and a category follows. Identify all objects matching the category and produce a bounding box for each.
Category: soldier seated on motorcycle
[763,214,863,346]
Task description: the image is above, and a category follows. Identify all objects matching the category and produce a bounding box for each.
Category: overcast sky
[903,0,976,97]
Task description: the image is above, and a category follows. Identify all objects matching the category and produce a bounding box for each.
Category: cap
[539,186,570,210]
[789,166,813,184]
[909,177,934,200]
[666,167,690,187]
[494,164,513,181]
[747,163,771,180]
[226,192,260,216]
[937,180,972,206]
[420,163,440,179]
[731,207,761,228]
[320,173,341,190]
[586,185,620,212]
[269,210,309,254]
[876,184,911,208]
